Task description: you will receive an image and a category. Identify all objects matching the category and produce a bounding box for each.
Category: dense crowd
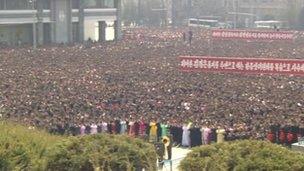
[0,27,304,147]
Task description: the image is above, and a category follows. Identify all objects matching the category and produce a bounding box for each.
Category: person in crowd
[182,123,191,147]
[279,128,286,145]
[128,120,135,137]
[139,120,147,137]
[149,120,158,142]
[188,30,193,45]
[90,123,98,134]
[120,119,127,134]
[161,123,169,138]
[190,124,202,147]
[183,32,186,42]
[80,124,86,136]
[267,131,276,143]
[101,121,108,133]
[216,127,226,143]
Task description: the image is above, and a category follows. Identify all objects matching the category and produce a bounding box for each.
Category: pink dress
[203,127,211,145]
[139,121,146,136]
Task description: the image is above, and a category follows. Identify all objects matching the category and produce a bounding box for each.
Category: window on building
[43,0,50,9]
[0,0,5,10]
[6,0,32,10]
[72,0,79,9]
[104,0,114,8]
[86,0,97,8]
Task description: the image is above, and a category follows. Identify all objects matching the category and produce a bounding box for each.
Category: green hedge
[0,121,62,170]
[45,135,157,171]
[179,140,304,171]
[0,121,157,171]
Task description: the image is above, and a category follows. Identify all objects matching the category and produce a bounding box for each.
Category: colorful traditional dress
[161,124,169,137]
[149,122,157,142]
[139,121,147,136]
[216,128,226,143]
[128,121,135,137]
[203,127,211,145]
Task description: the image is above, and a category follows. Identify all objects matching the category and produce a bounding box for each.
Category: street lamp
[29,0,37,49]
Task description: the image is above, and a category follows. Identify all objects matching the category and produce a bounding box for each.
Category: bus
[188,18,219,28]
[254,20,287,29]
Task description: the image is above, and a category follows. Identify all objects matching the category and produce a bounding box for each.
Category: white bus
[188,18,219,28]
[254,20,287,29]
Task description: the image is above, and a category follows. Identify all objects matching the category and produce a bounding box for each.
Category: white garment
[201,127,205,145]
[101,122,108,133]
[80,125,86,135]
[90,124,98,134]
[120,121,127,134]
[182,125,190,147]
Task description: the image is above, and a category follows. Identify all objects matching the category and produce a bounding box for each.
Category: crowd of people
[0,27,304,147]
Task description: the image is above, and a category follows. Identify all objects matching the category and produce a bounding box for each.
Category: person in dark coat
[134,121,140,136]
[209,128,217,143]
[182,32,186,42]
[107,122,112,134]
[85,125,91,135]
[115,119,121,134]
[156,122,162,142]
[291,125,299,143]
[190,127,202,147]
[188,30,193,45]
[287,131,294,147]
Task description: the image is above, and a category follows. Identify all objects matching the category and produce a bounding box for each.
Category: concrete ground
[158,147,191,171]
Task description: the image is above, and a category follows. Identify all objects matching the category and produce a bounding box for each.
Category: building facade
[0,0,121,46]
[225,0,304,27]
[187,0,304,28]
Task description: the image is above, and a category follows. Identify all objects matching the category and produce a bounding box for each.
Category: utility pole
[137,0,141,25]
[187,0,191,20]
[236,0,239,28]
[79,0,85,42]
[233,0,239,29]
[29,0,37,49]
[161,0,166,26]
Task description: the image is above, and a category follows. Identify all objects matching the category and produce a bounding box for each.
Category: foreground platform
[158,147,191,171]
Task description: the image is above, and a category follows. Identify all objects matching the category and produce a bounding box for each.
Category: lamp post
[29,0,37,49]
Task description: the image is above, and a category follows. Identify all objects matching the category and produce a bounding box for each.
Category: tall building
[0,0,121,46]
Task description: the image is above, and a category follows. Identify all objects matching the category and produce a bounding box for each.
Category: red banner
[180,56,304,76]
[212,29,295,41]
